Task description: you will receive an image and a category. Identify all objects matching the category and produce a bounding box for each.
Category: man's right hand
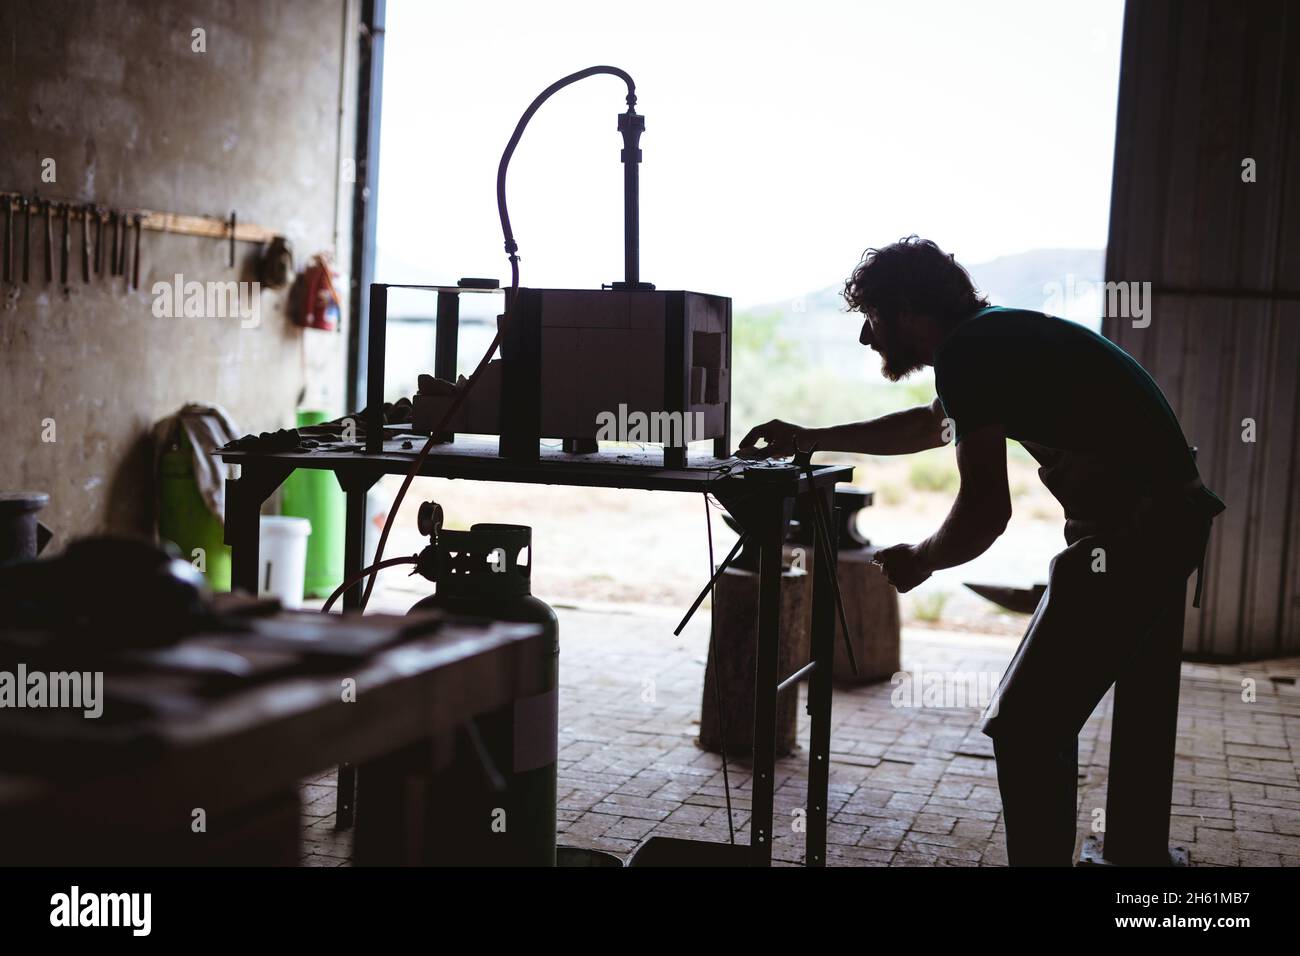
[737,419,808,459]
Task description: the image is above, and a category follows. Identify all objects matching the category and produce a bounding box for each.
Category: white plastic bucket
[259,515,312,609]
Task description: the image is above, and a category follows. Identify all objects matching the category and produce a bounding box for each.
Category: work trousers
[981,500,1211,866]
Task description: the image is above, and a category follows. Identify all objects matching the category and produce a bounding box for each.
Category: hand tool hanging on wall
[59,203,70,286]
[228,211,236,268]
[42,200,53,283]
[116,212,124,279]
[81,204,91,283]
[94,207,103,276]
[131,214,142,291]
[109,211,120,276]
[2,197,11,283]
[21,197,31,283]
[256,235,293,289]
[118,210,128,278]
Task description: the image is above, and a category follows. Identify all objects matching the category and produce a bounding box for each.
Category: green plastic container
[158,436,231,591]
[281,409,345,598]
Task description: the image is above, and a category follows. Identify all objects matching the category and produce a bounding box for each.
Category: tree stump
[698,564,811,757]
[783,543,900,684]
[832,547,901,682]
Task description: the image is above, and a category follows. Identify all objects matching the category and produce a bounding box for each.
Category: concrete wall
[0,0,355,543]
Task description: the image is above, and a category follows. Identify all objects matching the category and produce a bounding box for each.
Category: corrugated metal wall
[1103,0,1300,659]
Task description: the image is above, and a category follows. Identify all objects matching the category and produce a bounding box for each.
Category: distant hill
[964,248,1106,314]
[742,248,1106,378]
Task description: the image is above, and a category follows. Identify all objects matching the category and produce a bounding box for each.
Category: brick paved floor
[298,604,1300,867]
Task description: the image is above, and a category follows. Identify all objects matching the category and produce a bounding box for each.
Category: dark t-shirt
[934,306,1224,522]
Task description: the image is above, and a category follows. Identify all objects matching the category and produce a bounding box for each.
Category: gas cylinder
[409,521,559,866]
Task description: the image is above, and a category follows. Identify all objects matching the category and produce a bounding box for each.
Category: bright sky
[376,0,1125,309]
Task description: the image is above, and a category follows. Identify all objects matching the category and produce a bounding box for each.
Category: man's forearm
[916,496,1008,571]
[801,403,945,456]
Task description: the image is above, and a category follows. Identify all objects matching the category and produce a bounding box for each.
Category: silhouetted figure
[739,236,1224,867]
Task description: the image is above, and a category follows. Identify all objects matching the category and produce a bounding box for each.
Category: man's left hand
[873,543,932,593]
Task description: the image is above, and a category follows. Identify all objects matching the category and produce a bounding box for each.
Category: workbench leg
[223,463,294,596]
[335,471,381,611]
[804,491,837,866]
[226,480,261,597]
[333,470,380,830]
[336,764,358,834]
[749,497,784,866]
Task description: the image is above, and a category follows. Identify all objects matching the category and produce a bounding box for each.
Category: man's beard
[873,320,926,381]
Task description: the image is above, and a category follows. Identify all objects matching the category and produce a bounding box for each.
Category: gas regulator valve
[413,501,444,582]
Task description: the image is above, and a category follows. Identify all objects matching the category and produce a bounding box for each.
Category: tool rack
[1,189,276,288]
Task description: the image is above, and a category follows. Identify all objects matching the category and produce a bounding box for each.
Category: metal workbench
[218,436,853,866]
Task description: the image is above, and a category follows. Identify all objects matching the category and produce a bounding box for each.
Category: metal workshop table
[218,438,854,867]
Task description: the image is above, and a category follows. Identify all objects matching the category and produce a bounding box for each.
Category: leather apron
[980,443,1219,744]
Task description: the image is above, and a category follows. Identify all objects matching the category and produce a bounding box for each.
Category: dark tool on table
[131,214,142,290]
[42,199,53,283]
[81,204,91,283]
[21,197,32,283]
[59,202,70,286]
[0,535,212,652]
[93,207,103,276]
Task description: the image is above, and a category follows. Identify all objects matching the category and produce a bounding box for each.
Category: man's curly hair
[843,236,988,328]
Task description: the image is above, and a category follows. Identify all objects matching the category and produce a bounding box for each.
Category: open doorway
[363,0,1125,628]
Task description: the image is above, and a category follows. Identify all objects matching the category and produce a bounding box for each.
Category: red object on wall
[297,254,342,331]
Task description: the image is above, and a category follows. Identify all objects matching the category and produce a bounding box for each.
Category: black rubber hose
[355,67,638,613]
[496,65,636,267]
